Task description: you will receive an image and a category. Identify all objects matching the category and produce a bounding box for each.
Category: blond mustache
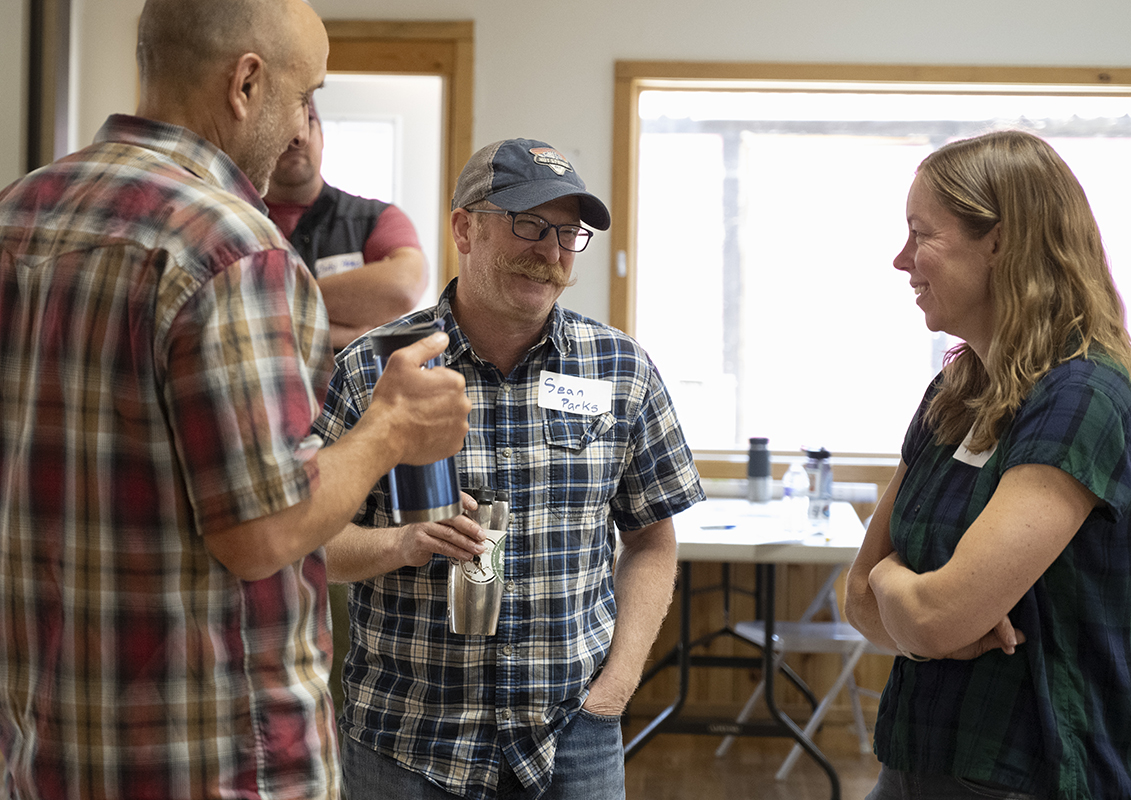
[495,253,576,290]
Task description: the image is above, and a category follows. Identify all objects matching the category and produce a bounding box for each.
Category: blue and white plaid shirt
[313,280,703,799]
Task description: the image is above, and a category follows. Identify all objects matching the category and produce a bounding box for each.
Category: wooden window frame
[611,61,1131,484]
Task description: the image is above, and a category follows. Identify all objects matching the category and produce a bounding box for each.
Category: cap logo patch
[530,147,573,176]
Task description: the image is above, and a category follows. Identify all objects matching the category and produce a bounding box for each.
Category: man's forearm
[586,520,678,714]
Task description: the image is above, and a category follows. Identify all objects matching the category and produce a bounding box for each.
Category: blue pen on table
[701,524,735,530]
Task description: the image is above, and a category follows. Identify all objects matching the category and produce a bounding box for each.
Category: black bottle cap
[471,486,495,504]
[367,319,446,358]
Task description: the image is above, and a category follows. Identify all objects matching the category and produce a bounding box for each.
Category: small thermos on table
[804,447,833,535]
[746,437,772,503]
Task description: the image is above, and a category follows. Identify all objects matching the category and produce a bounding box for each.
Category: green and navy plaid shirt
[313,281,703,799]
[0,115,338,799]
[876,354,1131,799]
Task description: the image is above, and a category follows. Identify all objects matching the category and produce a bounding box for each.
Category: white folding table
[624,498,869,800]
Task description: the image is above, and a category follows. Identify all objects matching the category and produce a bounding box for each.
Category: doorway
[324,20,474,298]
[315,74,444,308]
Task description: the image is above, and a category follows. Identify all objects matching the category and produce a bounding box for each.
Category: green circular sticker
[489,532,507,581]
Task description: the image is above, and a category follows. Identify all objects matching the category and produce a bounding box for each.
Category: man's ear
[452,209,474,255]
[228,52,265,122]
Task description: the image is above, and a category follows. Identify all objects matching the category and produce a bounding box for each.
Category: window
[611,64,1131,458]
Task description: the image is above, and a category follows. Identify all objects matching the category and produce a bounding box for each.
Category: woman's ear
[989,222,1002,256]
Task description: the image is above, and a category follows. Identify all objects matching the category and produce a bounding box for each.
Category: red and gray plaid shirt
[0,115,337,799]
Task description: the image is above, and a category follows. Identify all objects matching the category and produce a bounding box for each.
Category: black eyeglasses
[468,209,594,253]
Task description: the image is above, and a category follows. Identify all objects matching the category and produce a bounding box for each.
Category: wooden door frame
[323,20,474,287]
[27,0,72,171]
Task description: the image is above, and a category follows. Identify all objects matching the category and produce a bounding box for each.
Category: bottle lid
[749,437,769,446]
[471,486,495,503]
[367,319,445,358]
[805,447,832,460]
[494,490,509,503]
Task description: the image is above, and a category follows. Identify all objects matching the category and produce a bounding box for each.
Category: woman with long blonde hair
[846,130,1131,799]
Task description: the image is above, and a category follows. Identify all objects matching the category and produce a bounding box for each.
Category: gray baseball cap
[451,138,611,231]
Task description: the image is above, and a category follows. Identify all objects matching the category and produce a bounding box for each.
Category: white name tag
[314,251,365,277]
[953,425,997,468]
[537,370,612,416]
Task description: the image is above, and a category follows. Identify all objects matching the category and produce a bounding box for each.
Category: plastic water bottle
[746,437,772,503]
[781,461,810,533]
[804,448,833,535]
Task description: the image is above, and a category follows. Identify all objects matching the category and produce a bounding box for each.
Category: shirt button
[501,384,511,393]
[502,644,514,656]
[501,447,512,459]
[505,581,517,593]
[501,708,512,720]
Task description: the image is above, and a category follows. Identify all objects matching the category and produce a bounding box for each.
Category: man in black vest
[265,103,428,351]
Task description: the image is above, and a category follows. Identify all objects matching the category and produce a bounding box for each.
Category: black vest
[288,184,390,275]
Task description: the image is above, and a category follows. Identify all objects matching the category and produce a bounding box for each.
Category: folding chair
[715,565,893,780]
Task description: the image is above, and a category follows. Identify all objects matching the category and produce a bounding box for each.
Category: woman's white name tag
[537,370,612,416]
[953,425,997,468]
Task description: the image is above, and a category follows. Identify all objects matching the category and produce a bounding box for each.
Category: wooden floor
[623,718,882,800]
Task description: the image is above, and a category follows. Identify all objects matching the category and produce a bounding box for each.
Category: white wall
[12,0,1131,323]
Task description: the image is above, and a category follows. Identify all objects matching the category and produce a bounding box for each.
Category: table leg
[625,560,846,800]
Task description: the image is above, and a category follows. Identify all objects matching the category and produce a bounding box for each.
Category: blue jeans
[866,765,1043,800]
[340,708,625,800]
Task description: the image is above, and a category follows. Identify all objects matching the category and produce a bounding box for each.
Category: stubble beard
[241,89,292,196]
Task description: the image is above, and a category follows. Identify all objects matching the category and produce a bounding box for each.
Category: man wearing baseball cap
[313,139,703,799]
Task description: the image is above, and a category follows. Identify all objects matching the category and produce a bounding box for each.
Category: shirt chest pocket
[541,412,620,520]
